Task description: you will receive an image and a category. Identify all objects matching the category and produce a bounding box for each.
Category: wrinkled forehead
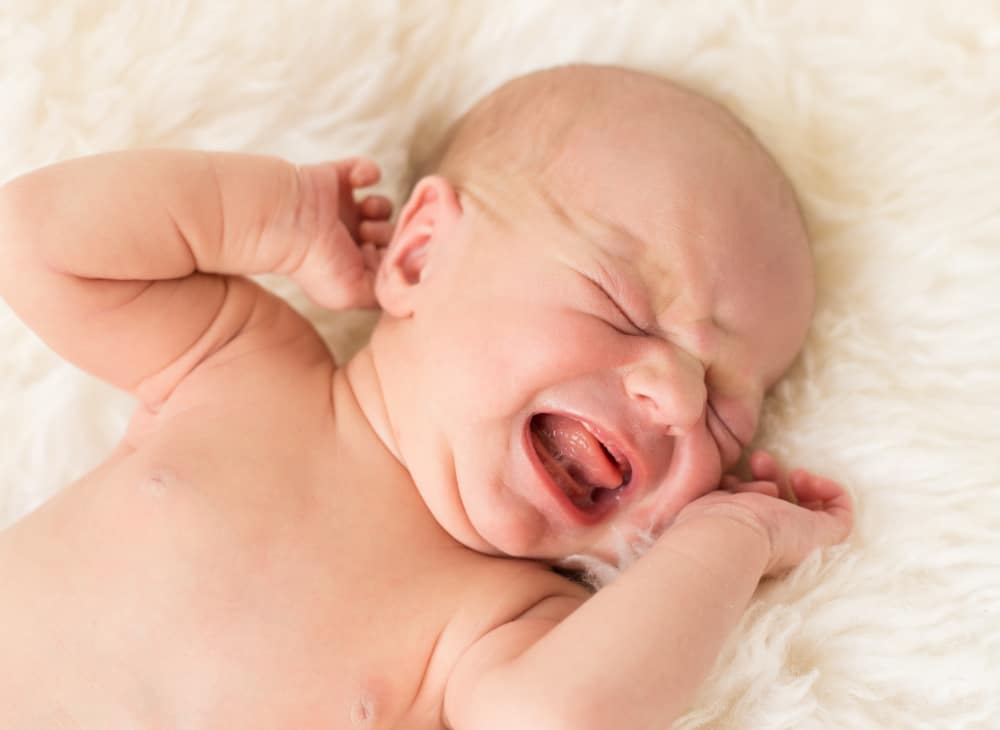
[537,113,777,284]
[526,114,813,380]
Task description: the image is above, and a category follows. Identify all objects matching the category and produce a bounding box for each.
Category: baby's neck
[340,345,401,463]
[334,345,462,550]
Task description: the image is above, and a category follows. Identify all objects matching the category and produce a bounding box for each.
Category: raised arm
[0,150,391,407]
[444,459,853,730]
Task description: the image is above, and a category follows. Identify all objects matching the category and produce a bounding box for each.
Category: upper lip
[524,410,641,523]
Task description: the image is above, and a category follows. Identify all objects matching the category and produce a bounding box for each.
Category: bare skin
[0,67,851,729]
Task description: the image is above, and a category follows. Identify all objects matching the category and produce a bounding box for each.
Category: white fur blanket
[1,2,998,728]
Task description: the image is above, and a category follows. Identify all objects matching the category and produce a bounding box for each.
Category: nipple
[139,468,177,497]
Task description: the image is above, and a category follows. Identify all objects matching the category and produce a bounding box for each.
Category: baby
[0,65,852,728]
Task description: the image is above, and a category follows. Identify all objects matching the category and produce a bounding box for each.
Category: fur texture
[1,2,998,727]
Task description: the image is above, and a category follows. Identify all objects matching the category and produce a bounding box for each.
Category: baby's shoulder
[407,553,590,714]
[445,555,593,642]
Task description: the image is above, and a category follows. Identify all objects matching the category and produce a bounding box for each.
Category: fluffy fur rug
[2,2,998,728]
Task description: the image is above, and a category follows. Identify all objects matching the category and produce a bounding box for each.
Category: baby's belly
[0,446,460,729]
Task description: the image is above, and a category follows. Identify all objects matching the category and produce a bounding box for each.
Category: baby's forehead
[499,182,688,315]
[443,69,754,196]
[520,149,803,318]
[458,79,804,311]
[533,114,794,259]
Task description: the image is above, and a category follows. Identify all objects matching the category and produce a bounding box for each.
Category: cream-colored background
[2,2,999,727]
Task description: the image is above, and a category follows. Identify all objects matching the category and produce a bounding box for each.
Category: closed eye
[708,401,743,466]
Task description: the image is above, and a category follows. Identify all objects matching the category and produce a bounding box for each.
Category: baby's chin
[463,503,555,560]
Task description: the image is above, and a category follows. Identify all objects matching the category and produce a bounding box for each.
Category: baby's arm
[444,457,853,730]
[0,150,391,407]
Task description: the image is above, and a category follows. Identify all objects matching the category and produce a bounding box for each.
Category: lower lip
[521,420,620,527]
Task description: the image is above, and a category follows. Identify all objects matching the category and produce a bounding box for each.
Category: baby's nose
[623,348,706,435]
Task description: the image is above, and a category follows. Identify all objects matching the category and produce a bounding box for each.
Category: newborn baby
[0,65,852,728]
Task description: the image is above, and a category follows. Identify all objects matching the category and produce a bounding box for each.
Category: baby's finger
[360,220,395,246]
[358,194,393,221]
[788,472,853,546]
[360,242,380,272]
[348,158,381,188]
[751,451,796,505]
[749,451,781,482]
[731,480,780,499]
[720,474,741,491]
[789,470,850,509]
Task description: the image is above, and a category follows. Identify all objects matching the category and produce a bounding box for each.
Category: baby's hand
[674,451,854,576]
[278,158,394,310]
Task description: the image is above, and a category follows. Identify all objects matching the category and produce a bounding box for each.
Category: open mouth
[528,413,633,514]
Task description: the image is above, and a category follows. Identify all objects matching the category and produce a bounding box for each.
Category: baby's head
[368,64,813,567]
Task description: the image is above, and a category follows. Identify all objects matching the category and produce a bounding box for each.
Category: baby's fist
[281,158,394,310]
[676,454,853,576]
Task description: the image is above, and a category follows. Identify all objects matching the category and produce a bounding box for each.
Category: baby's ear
[375,175,461,317]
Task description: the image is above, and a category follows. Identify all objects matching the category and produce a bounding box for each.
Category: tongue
[530,414,622,492]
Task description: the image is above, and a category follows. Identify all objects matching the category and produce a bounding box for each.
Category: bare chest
[0,412,487,729]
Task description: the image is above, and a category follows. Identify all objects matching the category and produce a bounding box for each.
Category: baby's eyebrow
[595,241,731,364]
[536,186,670,327]
[590,250,664,336]
[582,212,645,259]
[539,184,644,259]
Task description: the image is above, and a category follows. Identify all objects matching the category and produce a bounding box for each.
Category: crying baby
[0,64,851,729]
